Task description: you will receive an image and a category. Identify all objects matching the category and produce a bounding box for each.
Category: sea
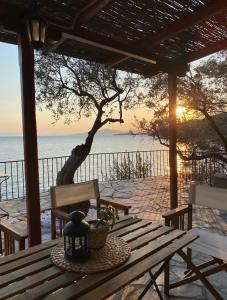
[0,135,167,200]
[0,134,165,162]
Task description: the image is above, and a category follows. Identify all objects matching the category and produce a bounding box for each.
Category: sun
[176,106,186,116]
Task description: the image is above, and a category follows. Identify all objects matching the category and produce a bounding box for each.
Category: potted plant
[88,205,119,249]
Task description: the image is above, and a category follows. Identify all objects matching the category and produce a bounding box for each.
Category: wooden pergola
[0,0,226,246]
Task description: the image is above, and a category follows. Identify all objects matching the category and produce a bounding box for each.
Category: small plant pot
[88,220,109,249]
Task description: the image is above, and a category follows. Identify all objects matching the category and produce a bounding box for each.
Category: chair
[51,179,131,239]
[162,183,227,300]
[0,220,28,255]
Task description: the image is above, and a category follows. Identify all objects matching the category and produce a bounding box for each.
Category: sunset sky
[0,42,151,136]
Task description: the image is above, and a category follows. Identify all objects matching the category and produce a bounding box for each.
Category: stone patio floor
[1,176,227,299]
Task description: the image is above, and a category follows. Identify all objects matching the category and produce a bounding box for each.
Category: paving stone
[170,283,204,298]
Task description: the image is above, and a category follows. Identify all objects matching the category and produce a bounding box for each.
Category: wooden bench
[0,220,28,256]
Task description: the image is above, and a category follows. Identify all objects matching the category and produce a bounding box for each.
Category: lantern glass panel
[31,19,40,42]
[40,24,46,43]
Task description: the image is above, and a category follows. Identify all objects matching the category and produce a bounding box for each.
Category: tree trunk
[56,130,97,215]
[57,143,91,185]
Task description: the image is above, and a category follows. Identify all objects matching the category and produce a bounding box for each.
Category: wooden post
[168,73,178,209]
[18,24,41,246]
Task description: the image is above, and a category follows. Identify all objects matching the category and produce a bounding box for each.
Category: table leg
[137,259,170,300]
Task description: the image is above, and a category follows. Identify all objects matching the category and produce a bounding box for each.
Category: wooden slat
[51,180,98,208]
[0,266,63,299]
[75,234,198,300]
[0,237,58,266]
[0,257,53,288]
[11,272,82,300]
[122,224,162,243]
[0,220,28,240]
[110,218,140,233]
[127,226,174,250]
[0,247,53,275]
[162,205,190,218]
[114,215,133,224]
[43,230,186,300]
[112,219,152,237]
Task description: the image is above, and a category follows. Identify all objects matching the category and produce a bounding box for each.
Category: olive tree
[137,52,227,163]
[35,53,144,186]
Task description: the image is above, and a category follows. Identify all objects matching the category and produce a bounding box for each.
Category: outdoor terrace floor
[1,176,227,299]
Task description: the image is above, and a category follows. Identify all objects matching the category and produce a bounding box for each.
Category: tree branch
[101,118,124,127]
[62,56,100,110]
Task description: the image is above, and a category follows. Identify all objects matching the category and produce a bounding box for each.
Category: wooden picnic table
[0,216,197,300]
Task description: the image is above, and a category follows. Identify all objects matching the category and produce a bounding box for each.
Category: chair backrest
[50,179,100,209]
[189,183,227,210]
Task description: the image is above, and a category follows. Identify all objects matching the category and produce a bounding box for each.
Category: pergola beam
[187,38,227,63]
[75,0,112,26]
[62,30,157,65]
[44,0,112,53]
[106,0,227,67]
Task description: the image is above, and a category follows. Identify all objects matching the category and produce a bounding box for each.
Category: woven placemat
[51,235,131,274]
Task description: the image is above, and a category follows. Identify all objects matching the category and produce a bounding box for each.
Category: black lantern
[27,0,46,50]
[64,211,90,261]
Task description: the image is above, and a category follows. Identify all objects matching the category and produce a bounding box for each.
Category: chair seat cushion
[189,228,227,261]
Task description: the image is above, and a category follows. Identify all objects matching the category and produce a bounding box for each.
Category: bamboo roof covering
[0,0,226,76]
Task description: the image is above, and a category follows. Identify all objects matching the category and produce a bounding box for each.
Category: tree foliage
[137,51,227,163]
[35,53,145,187]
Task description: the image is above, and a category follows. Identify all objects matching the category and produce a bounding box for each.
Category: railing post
[168,73,178,209]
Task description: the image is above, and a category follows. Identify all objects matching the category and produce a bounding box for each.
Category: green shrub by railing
[110,153,151,180]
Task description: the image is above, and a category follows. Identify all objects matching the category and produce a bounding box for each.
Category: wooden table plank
[0,239,58,266]
[0,257,53,288]
[122,223,161,242]
[0,266,63,299]
[109,218,140,233]
[114,215,133,223]
[76,233,198,300]
[10,272,82,300]
[0,248,53,275]
[42,230,187,300]
[112,219,152,237]
[127,226,173,250]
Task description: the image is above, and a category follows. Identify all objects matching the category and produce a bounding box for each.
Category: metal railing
[0,150,226,201]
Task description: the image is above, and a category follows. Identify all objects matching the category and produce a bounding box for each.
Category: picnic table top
[0,216,197,300]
